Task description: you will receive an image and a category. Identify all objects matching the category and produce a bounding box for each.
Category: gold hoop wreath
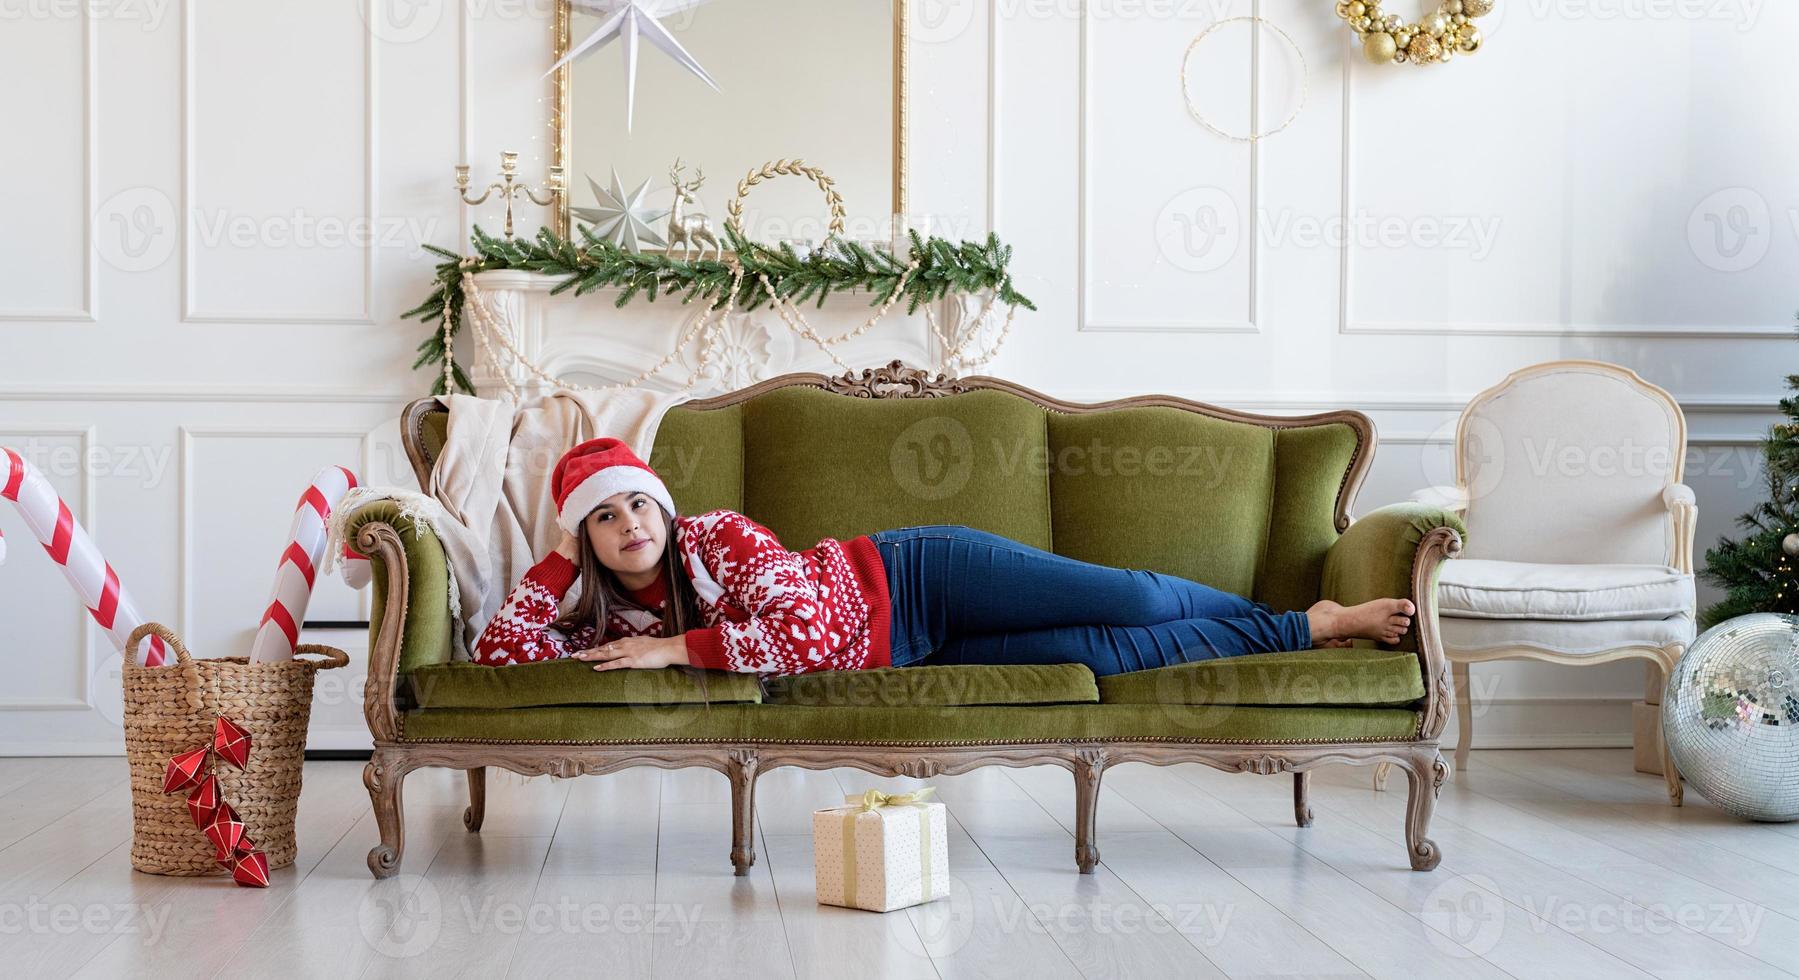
[1338,0,1494,66]
[725,158,848,239]
[1180,17,1308,143]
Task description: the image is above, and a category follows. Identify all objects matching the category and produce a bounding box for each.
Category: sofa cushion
[732,386,1055,550]
[1438,559,1695,621]
[762,664,1099,708]
[1047,406,1275,601]
[400,703,1422,745]
[1096,649,1425,708]
[407,660,762,709]
[1258,422,1367,613]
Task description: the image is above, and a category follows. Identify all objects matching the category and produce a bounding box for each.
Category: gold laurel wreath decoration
[725,158,849,240]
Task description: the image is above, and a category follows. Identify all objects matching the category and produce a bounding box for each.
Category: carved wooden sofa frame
[358,361,1463,880]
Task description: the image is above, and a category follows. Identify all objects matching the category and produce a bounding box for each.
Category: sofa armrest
[1321,503,1466,741]
[1663,482,1697,574]
[347,500,454,743]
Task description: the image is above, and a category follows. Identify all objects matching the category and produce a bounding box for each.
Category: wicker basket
[122,623,349,876]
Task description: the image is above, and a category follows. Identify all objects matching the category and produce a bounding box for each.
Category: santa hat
[551,438,676,535]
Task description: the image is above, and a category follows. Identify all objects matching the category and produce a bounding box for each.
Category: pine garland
[404,225,1036,395]
[1698,320,1799,627]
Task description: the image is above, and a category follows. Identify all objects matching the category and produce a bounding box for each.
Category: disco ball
[1663,613,1799,821]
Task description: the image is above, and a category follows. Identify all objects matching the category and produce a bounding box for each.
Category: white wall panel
[0,428,95,709]
[1081,1,1260,331]
[183,1,372,322]
[0,7,92,320]
[1342,11,1799,336]
[178,428,371,658]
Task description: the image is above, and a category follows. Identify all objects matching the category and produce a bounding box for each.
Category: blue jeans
[866,525,1311,677]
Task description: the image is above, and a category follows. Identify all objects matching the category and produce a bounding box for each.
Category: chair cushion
[1097,648,1425,707]
[1438,559,1694,621]
[1442,613,1695,656]
[400,703,1423,745]
[407,660,763,709]
[762,664,1098,708]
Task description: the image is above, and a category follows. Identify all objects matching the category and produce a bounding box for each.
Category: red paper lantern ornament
[205,803,245,864]
[162,748,208,793]
[213,716,251,770]
[186,774,220,829]
[232,848,270,888]
[156,716,269,883]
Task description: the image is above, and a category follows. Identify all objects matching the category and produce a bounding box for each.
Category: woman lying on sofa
[472,438,1416,676]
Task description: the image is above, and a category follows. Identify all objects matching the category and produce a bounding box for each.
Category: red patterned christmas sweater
[471,509,893,675]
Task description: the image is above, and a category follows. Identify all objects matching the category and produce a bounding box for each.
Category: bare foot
[1307,597,1416,646]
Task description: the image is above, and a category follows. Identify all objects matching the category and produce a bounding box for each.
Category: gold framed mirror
[550,0,908,250]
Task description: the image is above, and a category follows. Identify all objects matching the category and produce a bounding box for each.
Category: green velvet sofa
[352,361,1465,880]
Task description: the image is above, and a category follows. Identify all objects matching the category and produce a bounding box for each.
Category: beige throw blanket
[329,387,692,660]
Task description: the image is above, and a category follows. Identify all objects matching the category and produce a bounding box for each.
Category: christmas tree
[1699,357,1799,627]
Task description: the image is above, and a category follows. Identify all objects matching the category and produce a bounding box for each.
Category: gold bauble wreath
[1337,0,1493,66]
[725,158,848,241]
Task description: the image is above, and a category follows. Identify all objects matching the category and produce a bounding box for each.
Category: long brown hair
[552,501,713,700]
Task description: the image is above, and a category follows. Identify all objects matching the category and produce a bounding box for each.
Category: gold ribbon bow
[839,785,938,910]
[852,786,937,811]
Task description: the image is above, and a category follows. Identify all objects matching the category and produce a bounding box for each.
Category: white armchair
[1386,360,1696,804]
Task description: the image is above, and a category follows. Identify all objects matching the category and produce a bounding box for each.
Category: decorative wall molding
[1076,1,1259,334]
[177,426,377,640]
[986,0,1002,237]
[0,7,96,323]
[1335,58,1790,340]
[1341,320,1795,340]
[1380,433,1768,447]
[1,385,418,405]
[180,3,378,325]
[1043,389,1786,418]
[0,425,97,709]
[459,0,475,245]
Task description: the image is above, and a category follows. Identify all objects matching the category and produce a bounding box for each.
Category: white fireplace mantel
[464,269,1002,399]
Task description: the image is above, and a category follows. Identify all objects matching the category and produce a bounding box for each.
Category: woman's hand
[573,635,690,671]
[554,529,582,562]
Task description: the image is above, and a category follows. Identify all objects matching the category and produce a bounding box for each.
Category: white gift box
[813,788,950,912]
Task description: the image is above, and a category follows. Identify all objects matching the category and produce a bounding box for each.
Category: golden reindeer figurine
[667,159,722,260]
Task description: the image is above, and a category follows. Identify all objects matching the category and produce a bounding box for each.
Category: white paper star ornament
[550,0,721,132]
[572,168,669,251]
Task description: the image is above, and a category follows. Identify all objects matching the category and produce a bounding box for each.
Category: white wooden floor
[1,748,1796,978]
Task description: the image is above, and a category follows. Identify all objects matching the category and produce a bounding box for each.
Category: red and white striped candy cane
[342,541,372,590]
[1,447,168,666]
[248,465,359,663]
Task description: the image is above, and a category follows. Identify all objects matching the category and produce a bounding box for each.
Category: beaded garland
[1337,0,1493,66]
